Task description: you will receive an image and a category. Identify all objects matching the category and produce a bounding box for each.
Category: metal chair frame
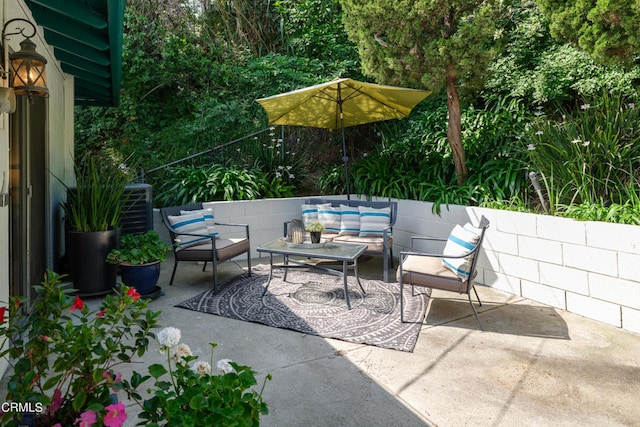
[160,203,251,292]
[398,216,490,329]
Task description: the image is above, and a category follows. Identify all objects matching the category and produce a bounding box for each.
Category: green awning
[25,0,125,106]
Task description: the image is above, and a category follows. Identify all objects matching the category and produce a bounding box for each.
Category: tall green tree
[341,0,509,184]
[484,1,640,107]
[537,0,640,67]
[275,0,360,76]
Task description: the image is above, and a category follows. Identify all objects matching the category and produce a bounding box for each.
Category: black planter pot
[310,231,322,244]
[67,229,120,296]
[119,261,161,295]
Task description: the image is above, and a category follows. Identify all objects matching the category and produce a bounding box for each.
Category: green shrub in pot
[60,156,131,232]
[107,230,171,266]
[107,230,171,295]
[56,156,133,295]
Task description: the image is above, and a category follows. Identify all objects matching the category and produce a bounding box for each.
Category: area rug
[176,265,428,352]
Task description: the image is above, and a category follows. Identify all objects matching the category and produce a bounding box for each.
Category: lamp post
[1,17,48,106]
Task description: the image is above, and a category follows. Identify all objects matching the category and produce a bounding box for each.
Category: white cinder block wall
[178,196,640,334]
[393,199,640,334]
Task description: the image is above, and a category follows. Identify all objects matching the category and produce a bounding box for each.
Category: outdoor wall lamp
[1,17,48,111]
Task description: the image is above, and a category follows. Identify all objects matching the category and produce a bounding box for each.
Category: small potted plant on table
[107,230,171,296]
[305,220,325,244]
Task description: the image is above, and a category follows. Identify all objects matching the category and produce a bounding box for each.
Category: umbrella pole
[339,99,350,200]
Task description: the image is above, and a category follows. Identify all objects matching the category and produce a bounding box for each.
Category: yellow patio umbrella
[257,78,431,198]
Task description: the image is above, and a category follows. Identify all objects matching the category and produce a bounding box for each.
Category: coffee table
[257,239,368,309]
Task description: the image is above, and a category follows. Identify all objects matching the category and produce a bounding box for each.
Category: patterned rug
[176,265,428,352]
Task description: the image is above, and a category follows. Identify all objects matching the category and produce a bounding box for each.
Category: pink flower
[74,410,97,427]
[97,309,106,318]
[52,424,62,427]
[103,401,127,427]
[70,295,84,312]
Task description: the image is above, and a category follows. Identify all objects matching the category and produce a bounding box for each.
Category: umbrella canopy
[256,78,430,198]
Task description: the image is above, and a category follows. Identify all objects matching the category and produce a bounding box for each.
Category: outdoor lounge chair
[160,203,251,292]
[397,216,490,329]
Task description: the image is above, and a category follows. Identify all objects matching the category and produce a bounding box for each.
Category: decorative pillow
[168,213,215,248]
[358,206,391,237]
[442,223,481,280]
[180,208,217,235]
[301,203,331,227]
[317,206,341,234]
[339,205,360,235]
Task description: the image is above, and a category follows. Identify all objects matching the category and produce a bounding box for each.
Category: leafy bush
[557,200,640,225]
[155,163,295,207]
[57,157,131,232]
[521,92,640,220]
[107,230,171,266]
[131,327,270,426]
[155,164,258,206]
[275,0,361,77]
[345,97,531,211]
[237,127,305,189]
[485,1,640,108]
[0,272,159,426]
[317,165,348,196]
[72,1,640,225]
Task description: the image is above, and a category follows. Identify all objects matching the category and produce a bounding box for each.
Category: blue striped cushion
[180,208,217,235]
[302,203,330,228]
[358,206,391,237]
[168,213,215,249]
[442,224,480,280]
[317,206,341,234]
[339,205,360,235]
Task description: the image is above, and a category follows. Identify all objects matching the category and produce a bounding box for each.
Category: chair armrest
[400,250,446,259]
[214,221,248,228]
[214,222,250,239]
[400,248,476,260]
[172,231,215,238]
[411,236,446,243]
[409,235,446,252]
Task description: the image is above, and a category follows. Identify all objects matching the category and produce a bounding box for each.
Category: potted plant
[305,220,324,244]
[107,230,171,295]
[58,157,131,296]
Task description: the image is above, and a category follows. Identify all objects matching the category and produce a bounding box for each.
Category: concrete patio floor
[113,251,640,427]
[3,250,639,426]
